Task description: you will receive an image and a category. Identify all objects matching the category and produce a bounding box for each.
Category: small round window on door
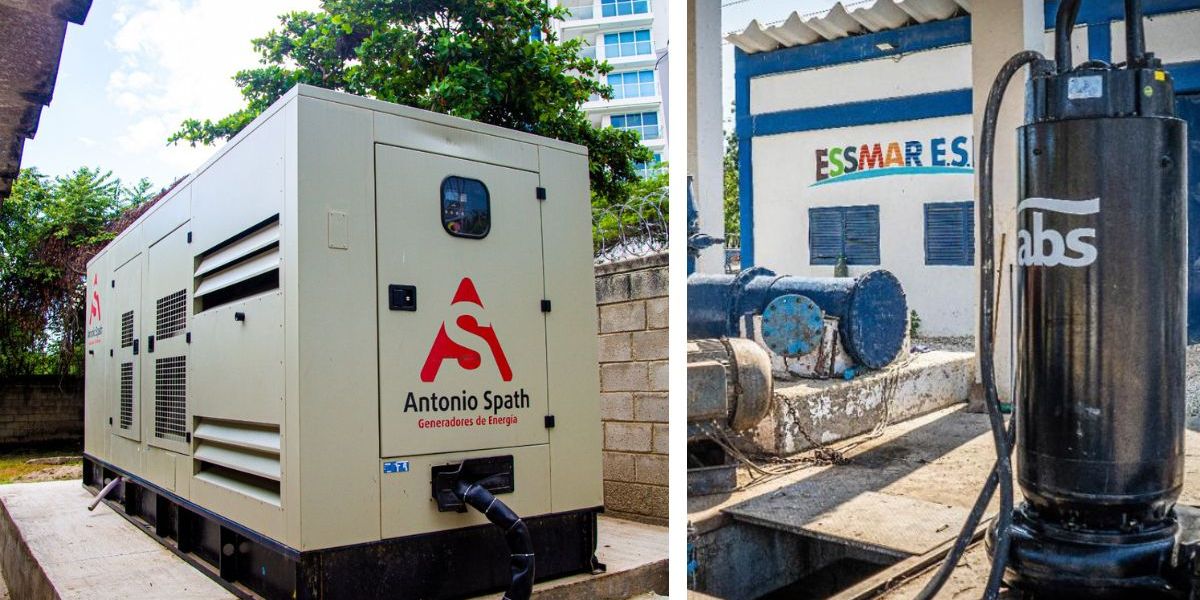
[441,176,490,239]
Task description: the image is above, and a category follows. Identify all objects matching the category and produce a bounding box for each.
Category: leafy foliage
[723,129,740,236]
[0,168,153,378]
[170,0,653,204]
[592,164,667,259]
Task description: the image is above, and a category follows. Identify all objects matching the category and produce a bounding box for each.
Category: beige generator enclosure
[81,85,603,600]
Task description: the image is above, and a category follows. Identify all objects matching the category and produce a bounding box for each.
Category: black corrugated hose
[453,478,535,600]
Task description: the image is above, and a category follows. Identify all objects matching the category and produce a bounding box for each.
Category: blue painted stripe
[810,166,974,188]
[744,89,973,138]
[1168,60,1200,94]
[1045,0,1200,29]
[1087,22,1112,62]
[739,16,971,80]
[736,49,755,269]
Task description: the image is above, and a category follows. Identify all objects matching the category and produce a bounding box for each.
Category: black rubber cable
[913,49,1046,600]
[1125,0,1146,65]
[1055,0,1082,73]
[454,479,535,600]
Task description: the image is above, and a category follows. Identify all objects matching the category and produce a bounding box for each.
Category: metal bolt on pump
[918,1,1197,598]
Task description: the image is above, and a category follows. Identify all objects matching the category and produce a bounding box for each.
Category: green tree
[0,168,152,377]
[723,129,740,236]
[593,163,667,255]
[169,0,652,204]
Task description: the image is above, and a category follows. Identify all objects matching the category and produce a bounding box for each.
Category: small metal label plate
[1068,75,1104,100]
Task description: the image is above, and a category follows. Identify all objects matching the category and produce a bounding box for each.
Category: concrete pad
[741,350,975,456]
[691,403,1200,598]
[0,480,230,600]
[0,480,665,600]
[484,517,668,600]
[873,542,1003,599]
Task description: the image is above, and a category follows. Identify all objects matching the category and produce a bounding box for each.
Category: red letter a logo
[88,275,101,326]
[420,278,513,383]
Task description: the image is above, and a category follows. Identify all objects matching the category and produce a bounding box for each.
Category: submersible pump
[918,1,1200,598]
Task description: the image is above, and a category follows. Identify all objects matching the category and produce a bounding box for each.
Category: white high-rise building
[552,0,669,178]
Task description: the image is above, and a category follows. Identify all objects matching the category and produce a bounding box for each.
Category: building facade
[553,0,670,176]
[728,0,1200,337]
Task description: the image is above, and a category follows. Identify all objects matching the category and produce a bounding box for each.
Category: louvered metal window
[121,311,134,348]
[924,202,975,266]
[119,362,134,429]
[156,289,187,339]
[809,205,880,265]
[154,356,187,442]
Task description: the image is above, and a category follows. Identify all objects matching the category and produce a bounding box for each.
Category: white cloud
[106,0,320,172]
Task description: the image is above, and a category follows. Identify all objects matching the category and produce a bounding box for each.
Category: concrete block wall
[595,252,669,525]
[0,377,83,447]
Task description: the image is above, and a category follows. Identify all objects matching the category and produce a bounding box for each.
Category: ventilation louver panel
[156,289,188,339]
[121,311,134,348]
[119,362,134,429]
[193,418,281,505]
[194,217,281,311]
[154,356,187,442]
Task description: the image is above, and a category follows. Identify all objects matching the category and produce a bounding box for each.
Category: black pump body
[994,5,1196,595]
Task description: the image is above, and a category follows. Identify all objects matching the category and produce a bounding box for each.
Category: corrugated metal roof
[726,0,971,54]
[0,0,93,202]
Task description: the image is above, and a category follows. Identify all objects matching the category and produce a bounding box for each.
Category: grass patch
[0,447,82,484]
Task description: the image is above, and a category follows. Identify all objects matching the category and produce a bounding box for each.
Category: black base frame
[83,454,603,599]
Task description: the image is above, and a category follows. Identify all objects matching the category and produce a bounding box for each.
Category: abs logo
[420,277,513,382]
[1017,197,1099,268]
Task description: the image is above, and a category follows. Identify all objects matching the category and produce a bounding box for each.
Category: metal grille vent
[156,289,187,339]
[119,362,134,429]
[121,311,134,348]
[154,356,187,442]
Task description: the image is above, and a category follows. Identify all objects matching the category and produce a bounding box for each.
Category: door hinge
[147,335,155,354]
[544,415,556,428]
[186,332,191,344]
[109,349,113,357]
[186,432,192,443]
[111,280,115,288]
[186,231,192,244]
[536,187,547,201]
[541,299,552,313]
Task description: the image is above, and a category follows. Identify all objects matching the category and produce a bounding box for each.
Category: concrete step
[0,480,666,599]
[740,350,975,456]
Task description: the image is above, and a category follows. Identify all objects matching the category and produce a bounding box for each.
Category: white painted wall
[750,45,972,114]
[752,114,976,336]
[1111,9,1200,64]
[742,9,1200,338]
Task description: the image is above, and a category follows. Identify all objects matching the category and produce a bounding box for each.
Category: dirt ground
[0,449,82,485]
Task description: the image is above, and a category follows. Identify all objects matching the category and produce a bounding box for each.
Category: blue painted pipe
[687,267,909,369]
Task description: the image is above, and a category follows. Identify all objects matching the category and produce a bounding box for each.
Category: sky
[720,0,846,132]
[21,0,839,188]
[23,0,319,191]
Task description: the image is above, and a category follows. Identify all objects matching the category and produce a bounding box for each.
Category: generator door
[112,255,142,442]
[142,225,192,454]
[375,144,549,457]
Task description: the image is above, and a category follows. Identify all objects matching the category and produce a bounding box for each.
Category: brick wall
[0,377,83,447]
[595,252,668,525]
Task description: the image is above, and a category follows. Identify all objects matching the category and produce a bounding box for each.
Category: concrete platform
[740,350,974,456]
[0,480,666,599]
[688,403,1200,599]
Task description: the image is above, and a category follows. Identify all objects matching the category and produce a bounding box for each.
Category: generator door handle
[147,335,155,353]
